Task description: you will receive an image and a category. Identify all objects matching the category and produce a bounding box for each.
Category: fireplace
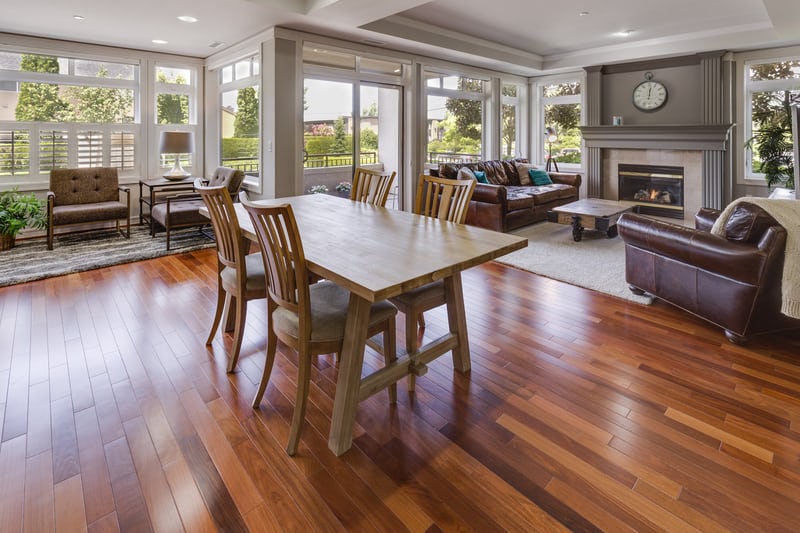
[618,164,684,219]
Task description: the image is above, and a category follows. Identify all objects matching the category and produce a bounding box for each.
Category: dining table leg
[444,272,471,372]
[328,293,372,455]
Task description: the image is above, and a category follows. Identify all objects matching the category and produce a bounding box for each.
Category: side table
[139,177,195,234]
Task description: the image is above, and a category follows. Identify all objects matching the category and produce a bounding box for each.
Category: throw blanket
[710,197,800,318]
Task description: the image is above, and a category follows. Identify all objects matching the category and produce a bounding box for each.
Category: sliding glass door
[303,78,402,208]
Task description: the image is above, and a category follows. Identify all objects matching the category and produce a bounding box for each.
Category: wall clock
[632,72,668,111]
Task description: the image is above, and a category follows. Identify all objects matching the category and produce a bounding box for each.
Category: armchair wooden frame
[46,167,131,250]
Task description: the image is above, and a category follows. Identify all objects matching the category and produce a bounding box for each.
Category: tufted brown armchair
[618,203,800,344]
[150,167,245,250]
[47,167,130,250]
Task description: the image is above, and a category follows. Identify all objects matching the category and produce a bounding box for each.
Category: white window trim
[741,57,800,182]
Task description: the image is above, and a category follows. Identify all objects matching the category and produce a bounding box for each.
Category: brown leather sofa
[618,203,800,343]
[431,158,581,232]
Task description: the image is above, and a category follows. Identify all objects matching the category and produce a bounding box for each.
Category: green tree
[543,82,580,131]
[15,54,69,121]
[747,61,799,188]
[156,72,189,124]
[360,129,378,151]
[501,85,517,158]
[362,102,377,117]
[234,87,259,137]
[331,117,349,153]
[445,77,482,141]
[64,68,133,123]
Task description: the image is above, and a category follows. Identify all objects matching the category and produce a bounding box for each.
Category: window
[744,59,800,181]
[501,83,520,160]
[538,79,582,169]
[218,55,260,184]
[425,72,486,166]
[0,50,139,183]
[155,66,193,125]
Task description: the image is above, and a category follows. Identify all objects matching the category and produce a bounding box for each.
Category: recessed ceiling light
[177,15,198,23]
[152,39,168,45]
[616,30,633,37]
[73,15,85,21]
[578,11,589,16]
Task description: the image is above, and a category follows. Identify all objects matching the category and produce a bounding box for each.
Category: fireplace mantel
[580,124,735,151]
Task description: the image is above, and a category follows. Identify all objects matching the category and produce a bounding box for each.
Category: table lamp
[159,131,195,180]
[544,126,559,172]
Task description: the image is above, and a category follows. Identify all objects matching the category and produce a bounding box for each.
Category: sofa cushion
[52,201,128,225]
[473,170,489,183]
[505,187,536,210]
[724,202,780,244]
[529,169,553,186]
[515,162,537,185]
[457,167,476,181]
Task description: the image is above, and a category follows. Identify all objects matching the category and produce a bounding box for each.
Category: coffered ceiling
[1,0,799,75]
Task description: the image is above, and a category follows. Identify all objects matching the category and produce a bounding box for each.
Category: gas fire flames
[633,188,673,204]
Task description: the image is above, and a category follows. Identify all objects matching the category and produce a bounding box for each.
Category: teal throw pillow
[529,169,553,186]
[473,170,489,184]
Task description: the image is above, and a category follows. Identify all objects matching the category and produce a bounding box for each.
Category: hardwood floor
[1,247,799,532]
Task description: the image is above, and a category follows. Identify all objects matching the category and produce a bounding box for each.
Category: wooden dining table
[207,193,527,455]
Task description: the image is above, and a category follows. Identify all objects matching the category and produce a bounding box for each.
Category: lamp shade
[159,131,195,154]
[544,127,559,143]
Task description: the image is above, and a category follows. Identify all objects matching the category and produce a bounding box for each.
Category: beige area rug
[494,222,654,305]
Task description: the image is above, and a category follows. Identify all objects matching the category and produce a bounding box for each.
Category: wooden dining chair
[390,174,476,390]
[241,195,398,456]
[350,167,397,207]
[196,179,267,373]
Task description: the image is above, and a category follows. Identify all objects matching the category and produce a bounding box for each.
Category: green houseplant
[747,89,797,191]
[0,188,47,250]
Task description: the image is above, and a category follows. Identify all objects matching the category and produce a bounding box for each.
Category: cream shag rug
[495,222,654,305]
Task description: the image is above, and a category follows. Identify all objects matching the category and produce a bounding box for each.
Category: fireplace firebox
[618,164,684,219]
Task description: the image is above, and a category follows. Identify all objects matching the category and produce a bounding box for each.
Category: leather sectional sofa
[431,158,581,232]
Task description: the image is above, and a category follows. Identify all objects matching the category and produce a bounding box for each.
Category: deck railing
[427,151,481,164]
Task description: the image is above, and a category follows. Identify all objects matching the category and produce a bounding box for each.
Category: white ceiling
[1,0,799,75]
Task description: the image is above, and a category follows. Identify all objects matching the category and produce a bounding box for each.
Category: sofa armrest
[618,213,771,285]
[548,172,581,189]
[471,183,506,204]
[695,207,721,231]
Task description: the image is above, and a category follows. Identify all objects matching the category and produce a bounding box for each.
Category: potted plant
[747,93,797,193]
[308,184,328,194]
[0,188,47,250]
[335,181,351,198]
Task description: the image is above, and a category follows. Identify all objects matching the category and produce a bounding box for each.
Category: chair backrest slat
[241,199,309,317]
[415,174,475,223]
[351,168,396,207]
[195,179,244,271]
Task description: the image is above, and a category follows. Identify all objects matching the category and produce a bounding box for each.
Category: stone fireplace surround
[580,124,734,225]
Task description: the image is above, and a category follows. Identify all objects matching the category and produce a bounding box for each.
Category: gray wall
[601,64,701,125]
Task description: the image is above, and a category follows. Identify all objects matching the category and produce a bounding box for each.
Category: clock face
[632,80,668,111]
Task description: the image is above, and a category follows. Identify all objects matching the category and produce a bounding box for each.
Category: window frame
[742,56,800,182]
[424,69,489,167]
[216,53,262,191]
[532,73,584,171]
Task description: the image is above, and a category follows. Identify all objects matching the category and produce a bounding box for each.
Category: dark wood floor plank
[54,474,88,533]
[0,436,27,531]
[74,406,115,524]
[23,450,55,533]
